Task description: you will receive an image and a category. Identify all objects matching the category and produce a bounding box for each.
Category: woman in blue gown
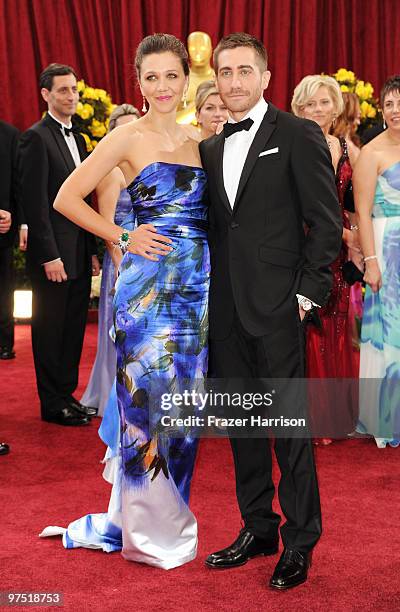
[41,34,209,569]
[81,104,140,417]
[354,75,400,449]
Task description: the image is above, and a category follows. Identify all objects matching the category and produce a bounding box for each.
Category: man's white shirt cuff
[296,294,321,308]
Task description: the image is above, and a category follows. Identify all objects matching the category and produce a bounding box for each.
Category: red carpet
[1,324,399,611]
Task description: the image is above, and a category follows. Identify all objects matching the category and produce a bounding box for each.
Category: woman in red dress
[332,93,363,346]
[292,76,362,444]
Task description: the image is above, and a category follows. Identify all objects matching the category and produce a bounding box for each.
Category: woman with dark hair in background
[354,75,400,449]
[80,104,140,417]
[41,34,209,569]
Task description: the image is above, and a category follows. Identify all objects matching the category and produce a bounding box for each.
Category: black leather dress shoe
[0,347,15,359]
[42,406,91,426]
[67,396,98,417]
[205,529,279,569]
[0,442,10,455]
[269,548,312,590]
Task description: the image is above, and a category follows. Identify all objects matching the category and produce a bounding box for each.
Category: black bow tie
[63,126,76,137]
[223,117,254,138]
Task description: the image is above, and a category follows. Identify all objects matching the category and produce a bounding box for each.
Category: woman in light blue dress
[41,34,209,569]
[81,104,140,416]
[354,75,400,448]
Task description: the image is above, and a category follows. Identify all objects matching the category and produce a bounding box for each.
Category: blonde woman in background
[195,80,228,139]
[292,75,359,443]
[80,103,140,416]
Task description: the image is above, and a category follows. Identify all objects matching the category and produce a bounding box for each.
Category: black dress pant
[30,267,91,417]
[0,246,15,350]
[209,309,322,553]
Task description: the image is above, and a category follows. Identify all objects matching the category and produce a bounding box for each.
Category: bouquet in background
[73,80,116,152]
[332,68,381,134]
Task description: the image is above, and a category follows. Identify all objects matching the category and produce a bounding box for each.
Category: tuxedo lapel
[233,104,278,212]
[43,114,76,174]
[213,132,232,214]
[75,133,88,163]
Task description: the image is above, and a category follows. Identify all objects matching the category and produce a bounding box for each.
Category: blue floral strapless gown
[41,163,209,568]
[80,188,133,416]
[357,161,400,447]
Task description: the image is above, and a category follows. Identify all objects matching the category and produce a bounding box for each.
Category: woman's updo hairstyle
[135,33,190,79]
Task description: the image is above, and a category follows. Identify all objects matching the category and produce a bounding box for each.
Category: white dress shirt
[48,111,81,168]
[223,97,268,208]
[222,98,319,309]
[43,112,82,266]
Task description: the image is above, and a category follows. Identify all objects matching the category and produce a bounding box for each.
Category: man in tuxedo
[19,63,100,426]
[0,120,20,360]
[199,34,342,589]
[0,121,20,455]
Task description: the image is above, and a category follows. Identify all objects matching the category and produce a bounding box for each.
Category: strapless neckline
[127,161,205,191]
[378,159,400,178]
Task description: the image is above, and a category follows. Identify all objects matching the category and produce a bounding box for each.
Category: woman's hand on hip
[128,224,173,262]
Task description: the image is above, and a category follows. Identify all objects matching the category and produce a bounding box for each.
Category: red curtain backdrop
[1,0,399,130]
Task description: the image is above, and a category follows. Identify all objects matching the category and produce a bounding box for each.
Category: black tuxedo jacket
[0,120,20,249]
[18,113,96,278]
[199,103,342,339]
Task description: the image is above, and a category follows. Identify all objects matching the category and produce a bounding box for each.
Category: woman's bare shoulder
[346,139,360,167]
[181,123,202,142]
[110,119,149,143]
[328,134,341,151]
[358,139,381,163]
[353,141,380,178]
[362,131,391,154]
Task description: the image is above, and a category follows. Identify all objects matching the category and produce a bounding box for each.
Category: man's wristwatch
[299,298,313,312]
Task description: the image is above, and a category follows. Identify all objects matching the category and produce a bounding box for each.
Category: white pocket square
[259,147,279,157]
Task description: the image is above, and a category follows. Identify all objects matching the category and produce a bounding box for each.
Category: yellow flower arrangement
[76,102,94,120]
[331,67,381,132]
[90,118,107,138]
[73,80,116,152]
[334,68,356,83]
[360,100,377,119]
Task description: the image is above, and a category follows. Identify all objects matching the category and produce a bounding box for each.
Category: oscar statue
[177,31,215,125]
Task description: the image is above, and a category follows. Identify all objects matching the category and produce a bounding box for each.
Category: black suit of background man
[0,120,20,358]
[200,102,342,555]
[18,112,96,421]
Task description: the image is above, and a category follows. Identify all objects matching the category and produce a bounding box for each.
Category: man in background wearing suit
[0,190,12,457]
[0,120,20,455]
[0,120,20,360]
[19,63,100,426]
[200,34,342,589]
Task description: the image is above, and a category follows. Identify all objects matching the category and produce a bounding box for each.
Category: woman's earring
[331,115,336,127]
[182,92,187,109]
[383,118,387,129]
[141,96,147,113]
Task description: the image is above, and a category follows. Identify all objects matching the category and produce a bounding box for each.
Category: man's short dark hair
[213,33,268,73]
[39,63,78,90]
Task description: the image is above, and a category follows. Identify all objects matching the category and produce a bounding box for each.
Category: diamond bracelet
[114,231,131,253]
